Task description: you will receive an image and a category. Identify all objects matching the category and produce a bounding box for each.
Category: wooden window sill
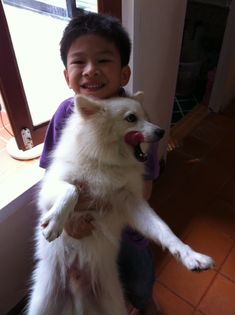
[0,146,44,210]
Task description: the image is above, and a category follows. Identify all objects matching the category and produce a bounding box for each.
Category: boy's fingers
[64,216,94,239]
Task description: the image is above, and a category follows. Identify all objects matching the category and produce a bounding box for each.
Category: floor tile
[185,158,231,203]
[153,283,194,315]
[216,176,235,207]
[158,257,216,306]
[182,217,234,270]
[198,274,235,315]
[206,111,234,130]
[206,134,235,176]
[179,135,210,161]
[190,119,223,147]
[205,197,235,241]
[220,245,235,282]
[154,249,172,277]
[0,137,6,150]
[0,128,13,140]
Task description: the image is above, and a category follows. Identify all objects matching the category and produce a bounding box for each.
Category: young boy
[40,12,160,315]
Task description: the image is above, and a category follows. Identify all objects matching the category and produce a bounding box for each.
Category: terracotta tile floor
[149,103,235,315]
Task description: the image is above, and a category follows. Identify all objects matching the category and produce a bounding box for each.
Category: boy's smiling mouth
[81,83,105,90]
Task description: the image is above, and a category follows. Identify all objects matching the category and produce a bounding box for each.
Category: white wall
[122,0,187,158]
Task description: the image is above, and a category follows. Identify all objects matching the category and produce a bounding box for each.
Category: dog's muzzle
[124,128,165,162]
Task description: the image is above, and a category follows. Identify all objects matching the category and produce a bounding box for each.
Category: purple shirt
[40,97,160,249]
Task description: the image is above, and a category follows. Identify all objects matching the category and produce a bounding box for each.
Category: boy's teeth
[84,84,102,89]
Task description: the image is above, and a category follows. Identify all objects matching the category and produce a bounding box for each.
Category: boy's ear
[64,69,71,89]
[131,91,144,104]
[120,65,131,87]
[75,95,103,118]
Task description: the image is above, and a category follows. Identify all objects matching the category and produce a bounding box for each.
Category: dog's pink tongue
[124,131,144,145]
[125,131,147,162]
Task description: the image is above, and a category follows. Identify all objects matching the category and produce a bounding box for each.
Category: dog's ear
[131,91,144,104]
[75,95,103,119]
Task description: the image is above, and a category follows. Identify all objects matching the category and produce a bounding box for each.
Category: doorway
[171,0,231,126]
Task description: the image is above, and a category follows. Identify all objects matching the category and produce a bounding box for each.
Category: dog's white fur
[27,93,214,315]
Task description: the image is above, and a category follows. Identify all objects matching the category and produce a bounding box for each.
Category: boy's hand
[64,182,95,239]
[64,180,152,239]
[64,213,94,239]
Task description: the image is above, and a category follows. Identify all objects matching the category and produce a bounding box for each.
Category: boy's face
[64,34,131,99]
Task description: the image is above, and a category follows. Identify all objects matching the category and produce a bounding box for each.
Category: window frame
[0,0,121,150]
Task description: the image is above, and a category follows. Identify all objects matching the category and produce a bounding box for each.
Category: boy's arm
[39,115,58,168]
[40,98,73,169]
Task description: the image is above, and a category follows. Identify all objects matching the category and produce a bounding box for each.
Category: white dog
[27,92,214,315]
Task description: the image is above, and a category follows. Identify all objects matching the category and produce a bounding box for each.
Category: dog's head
[74,92,164,163]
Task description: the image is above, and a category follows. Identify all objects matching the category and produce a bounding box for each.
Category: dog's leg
[127,200,214,271]
[40,181,78,241]
[27,258,72,315]
[69,257,127,315]
[68,267,88,315]
[98,260,128,315]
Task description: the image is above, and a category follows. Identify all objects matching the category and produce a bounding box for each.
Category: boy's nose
[83,62,99,77]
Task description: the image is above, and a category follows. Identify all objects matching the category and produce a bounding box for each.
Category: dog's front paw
[40,211,63,242]
[176,245,215,272]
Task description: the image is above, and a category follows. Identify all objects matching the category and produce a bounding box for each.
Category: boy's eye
[125,114,138,123]
[99,59,111,63]
[73,60,85,64]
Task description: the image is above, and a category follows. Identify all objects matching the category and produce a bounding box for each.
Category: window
[0,0,121,150]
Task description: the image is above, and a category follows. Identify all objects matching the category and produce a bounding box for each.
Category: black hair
[60,11,131,68]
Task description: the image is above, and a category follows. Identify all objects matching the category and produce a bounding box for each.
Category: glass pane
[38,1,66,8]
[3,2,72,126]
[76,0,97,12]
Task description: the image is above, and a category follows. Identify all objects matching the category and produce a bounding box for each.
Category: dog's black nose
[155,128,165,139]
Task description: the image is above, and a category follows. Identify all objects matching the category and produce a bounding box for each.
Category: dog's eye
[125,114,138,123]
